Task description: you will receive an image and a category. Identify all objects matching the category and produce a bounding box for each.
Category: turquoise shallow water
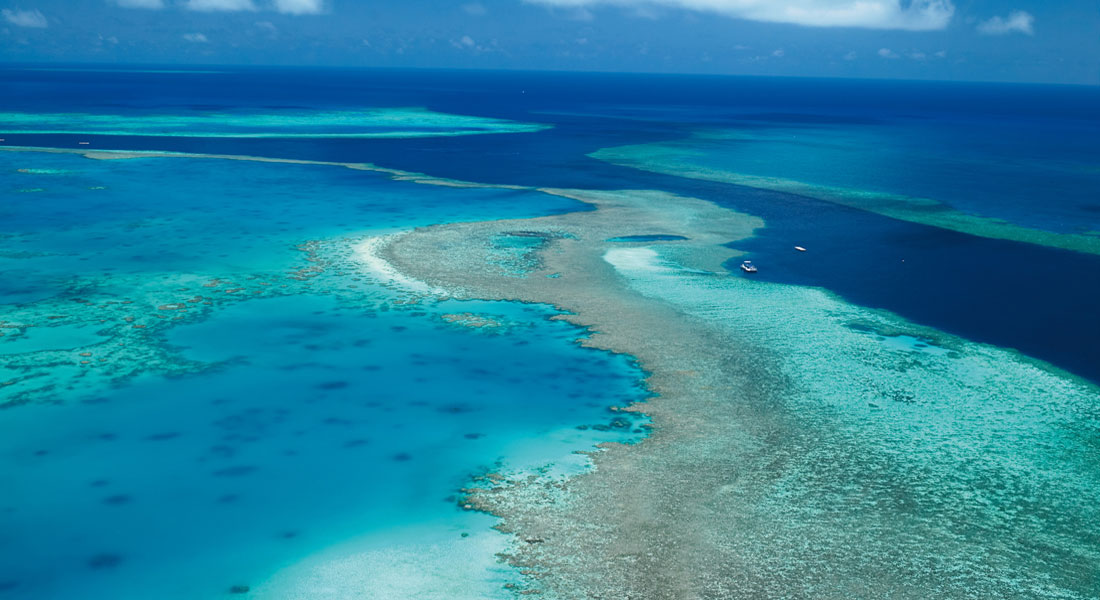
[0,149,645,599]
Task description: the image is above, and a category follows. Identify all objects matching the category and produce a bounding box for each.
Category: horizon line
[1,61,1097,89]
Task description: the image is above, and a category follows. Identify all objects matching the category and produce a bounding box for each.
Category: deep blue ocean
[1,66,1098,599]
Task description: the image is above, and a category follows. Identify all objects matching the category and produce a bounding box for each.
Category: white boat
[795,246,806,252]
[740,260,757,273]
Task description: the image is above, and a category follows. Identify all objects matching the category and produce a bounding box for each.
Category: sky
[0,0,1097,84]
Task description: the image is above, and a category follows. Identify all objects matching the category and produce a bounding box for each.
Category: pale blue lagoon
[0,146,644,599]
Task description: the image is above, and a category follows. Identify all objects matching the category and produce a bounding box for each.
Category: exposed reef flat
[0,108,550,138]
[591,140,1100,256]
[377,188,1100,599]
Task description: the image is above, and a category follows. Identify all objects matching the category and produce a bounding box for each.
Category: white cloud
[111,0,165,8]
[566,6,594,20]
[976,10,1033,35]
[934,49,946,58]
[842,50,857,60]
[182,32,209,42]
[772,48,784,57]
[908,51,925,60]
[2,8,47,28]
[462,2,488,15]
[272,0,323,14]
[629,5,660,18]
[119,0,322,14]
[184,0,256,11]
[254,20,277,35]
[877,47,899,59]
[527,0,954,30]
[451,34,491,51]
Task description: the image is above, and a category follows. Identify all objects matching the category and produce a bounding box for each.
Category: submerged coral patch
[15,168,73,175]
[606,234,688,242]
[86,554,123,570]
